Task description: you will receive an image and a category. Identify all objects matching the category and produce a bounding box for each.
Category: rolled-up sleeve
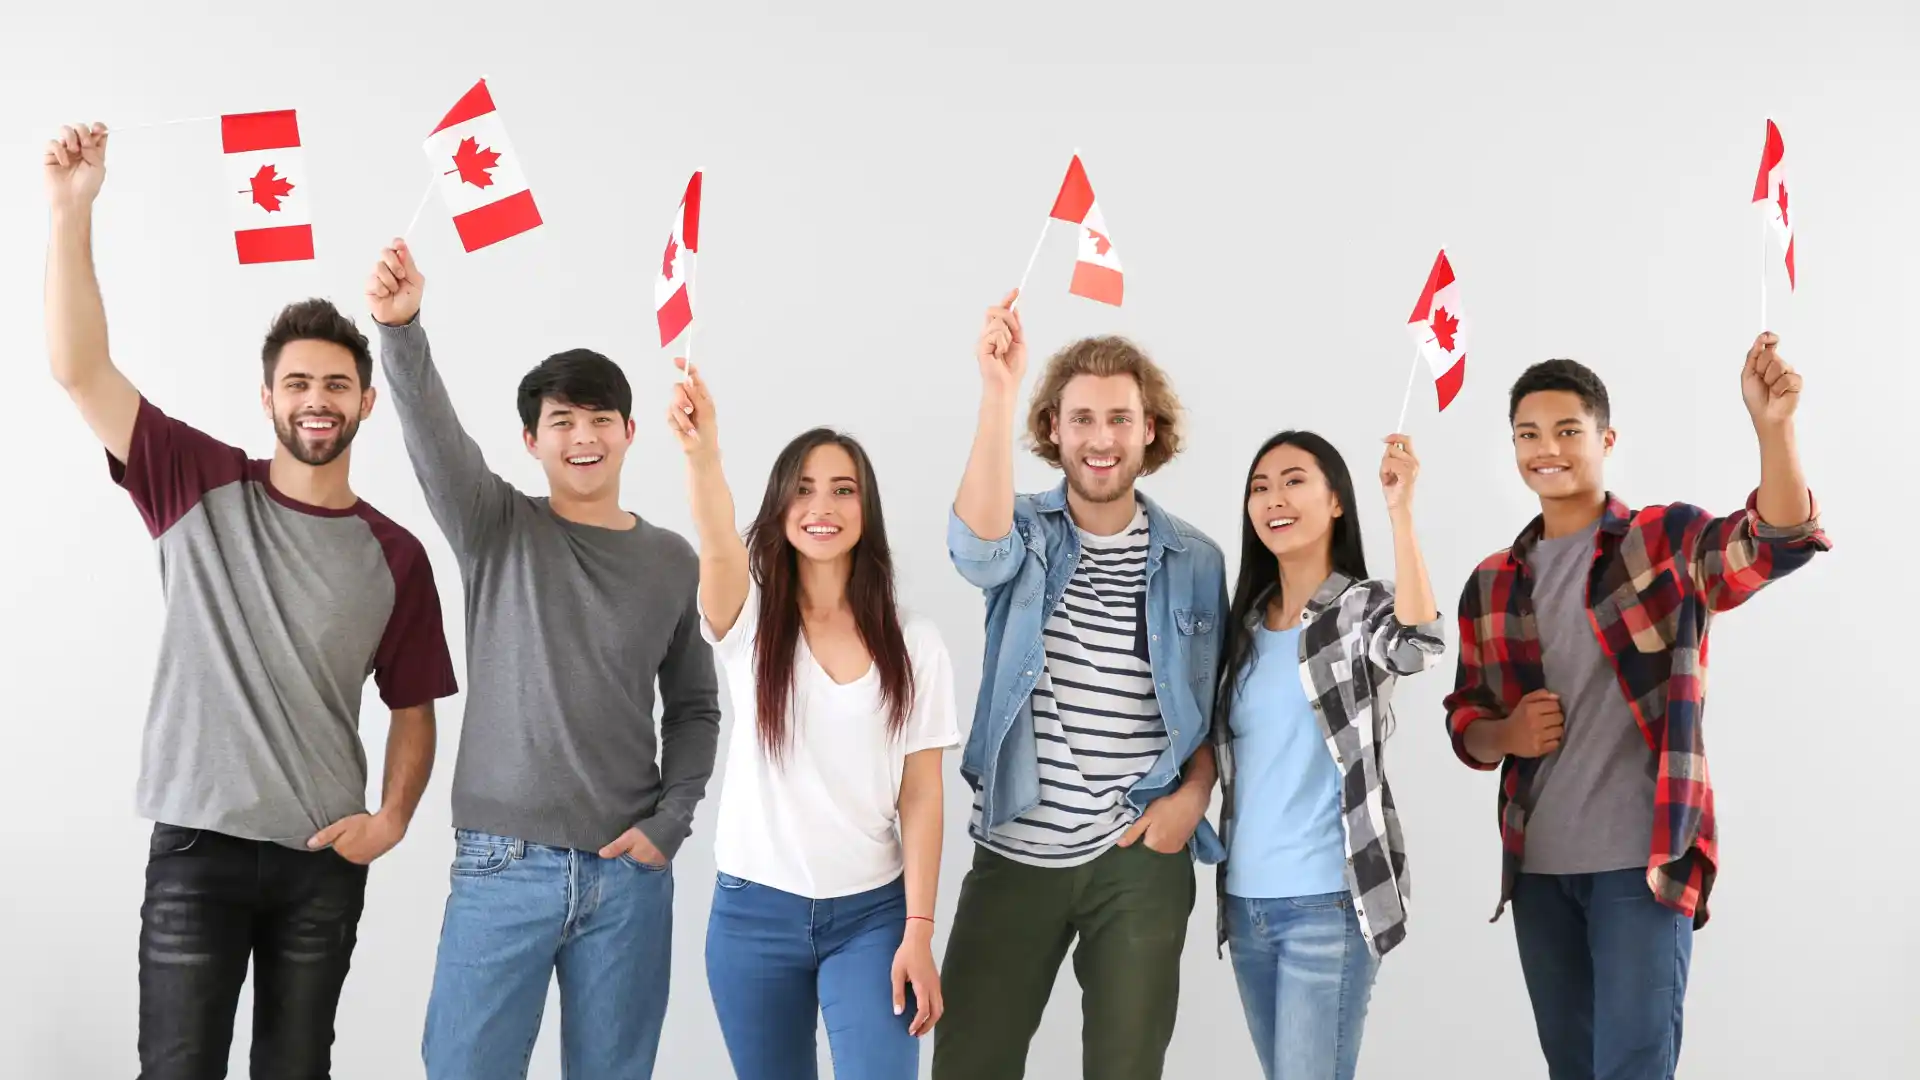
[946,505,1027,590]
[1361,581,1448,677]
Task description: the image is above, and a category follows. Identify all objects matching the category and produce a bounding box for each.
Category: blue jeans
[1511,869,1694,1080]
[705,872,918,1080]
[421,830,674,1080]
[1225,892,1378,1080]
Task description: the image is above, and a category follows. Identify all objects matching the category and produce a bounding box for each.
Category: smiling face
[783,443,865,562]
[524,397,634,501]
[1511,388,1613,501]
[262,340,373,467]
[1049,373,1156,505]
[1246,441,1342,561]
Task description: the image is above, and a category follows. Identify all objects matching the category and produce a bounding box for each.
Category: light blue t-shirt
[1224,625,1348,899]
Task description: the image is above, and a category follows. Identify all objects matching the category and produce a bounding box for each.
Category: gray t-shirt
[110,397,459,849]
[377,316,721,857]
[1522,522,1658,875]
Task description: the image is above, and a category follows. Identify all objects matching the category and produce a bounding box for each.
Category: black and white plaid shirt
[1212,573,1446,959]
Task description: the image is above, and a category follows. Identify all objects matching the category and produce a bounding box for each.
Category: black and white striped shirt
[972,509,1168,866]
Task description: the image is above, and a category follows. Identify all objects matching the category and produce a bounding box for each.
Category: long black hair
[1216,431,1369,729]
[744,428,914,764]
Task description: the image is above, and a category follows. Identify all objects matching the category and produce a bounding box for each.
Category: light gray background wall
[0,2,1910,1077]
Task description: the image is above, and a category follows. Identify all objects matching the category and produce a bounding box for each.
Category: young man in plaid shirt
[1445,332,1828,1080]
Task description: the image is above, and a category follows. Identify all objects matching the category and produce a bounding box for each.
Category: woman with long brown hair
[666,360,956,1079]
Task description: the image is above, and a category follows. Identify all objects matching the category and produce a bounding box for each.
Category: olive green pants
[932,841,1197,1080]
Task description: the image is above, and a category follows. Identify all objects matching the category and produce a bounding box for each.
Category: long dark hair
[745,428,914,763]
[1216,431,1369,729]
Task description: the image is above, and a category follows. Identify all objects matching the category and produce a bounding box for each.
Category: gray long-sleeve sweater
[375,314,719,857]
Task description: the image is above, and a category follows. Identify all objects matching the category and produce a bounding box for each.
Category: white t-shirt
[701,582,961,899]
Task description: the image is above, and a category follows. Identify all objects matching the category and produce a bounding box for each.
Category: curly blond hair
[1025,336,1183,475]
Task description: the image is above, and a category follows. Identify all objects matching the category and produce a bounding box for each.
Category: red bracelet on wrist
[906,915,934,924]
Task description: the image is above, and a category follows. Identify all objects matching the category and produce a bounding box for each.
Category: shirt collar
[1508,491,1632,566]
[1034,479,1188,554]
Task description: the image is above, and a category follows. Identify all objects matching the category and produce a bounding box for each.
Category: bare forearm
[1754,421,1810,527]
[954,390,1018,541]
[375,705,437,828]
[898,756,943,920]
[46,210,137,459]
[687,452,749,633]
[1388,507,1439,625]
[1180,742,1218,799]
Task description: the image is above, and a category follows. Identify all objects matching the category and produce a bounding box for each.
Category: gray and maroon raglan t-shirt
[109,397,459,849]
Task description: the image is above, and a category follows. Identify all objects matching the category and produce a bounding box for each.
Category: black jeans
[137,823,369,1080]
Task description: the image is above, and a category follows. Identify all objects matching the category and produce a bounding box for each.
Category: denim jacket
[945,481,1230,864]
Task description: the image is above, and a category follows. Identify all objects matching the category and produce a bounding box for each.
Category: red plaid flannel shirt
[1444,490,1829,926]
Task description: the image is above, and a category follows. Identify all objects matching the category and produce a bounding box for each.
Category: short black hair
[516,349,633,432]
[262,299,373,387]
[1509,358,1610,428]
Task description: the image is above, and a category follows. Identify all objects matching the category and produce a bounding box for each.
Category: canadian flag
[1406,250,1467,411]
[423,80,543,252]
[222,110,313,265]
[1048,154,1123,306]
[656,171,701,347]
[1752,118,1795,290]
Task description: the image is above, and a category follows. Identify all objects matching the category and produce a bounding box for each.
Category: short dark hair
[516,349,633,432]
[262,299,373,387]
[1509,358,1611,428]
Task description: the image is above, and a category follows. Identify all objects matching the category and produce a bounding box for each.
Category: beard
[1062,450,1143,505]
[275,409,359,466]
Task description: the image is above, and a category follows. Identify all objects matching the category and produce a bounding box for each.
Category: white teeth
[1267,518,1296,528]
[804,525,840,535]
[298,420,335,430]
[567,456,603,465]
[1087,457,1117,468]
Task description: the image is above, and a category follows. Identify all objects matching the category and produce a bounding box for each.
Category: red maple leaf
[662,236,679,280]
[1088,228,1112,256]
[241,164,295,212]
[446,137,501,188]
[1430,306,1460,352]
[1776,182,1789,228]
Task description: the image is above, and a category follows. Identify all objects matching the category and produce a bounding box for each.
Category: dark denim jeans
[137,823,369,1080]
[1512,869,1694,1080]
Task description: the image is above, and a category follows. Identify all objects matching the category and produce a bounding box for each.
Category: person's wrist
[903,916,936,941]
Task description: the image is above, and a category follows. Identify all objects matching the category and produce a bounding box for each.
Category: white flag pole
[1010,218,1052,312]
[402,175,437,242]
[1394,345,1424,435]
[1758,213,1769,331]
[108,115,220,132]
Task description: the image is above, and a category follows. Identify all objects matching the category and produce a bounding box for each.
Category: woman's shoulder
[896,608,951,656]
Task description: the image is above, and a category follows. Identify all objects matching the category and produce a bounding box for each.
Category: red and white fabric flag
[1406,249,1467,411]
[1048,154,1124,306]
[1752,118,1795,290]
[222,110,313,264]
[423,79,543,252]
[656,171,701,347]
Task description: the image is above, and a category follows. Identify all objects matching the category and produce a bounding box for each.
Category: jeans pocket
[450,837,515,878]
[715,871,750,890]
[149,823,202,857]
[620,851,669,873]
